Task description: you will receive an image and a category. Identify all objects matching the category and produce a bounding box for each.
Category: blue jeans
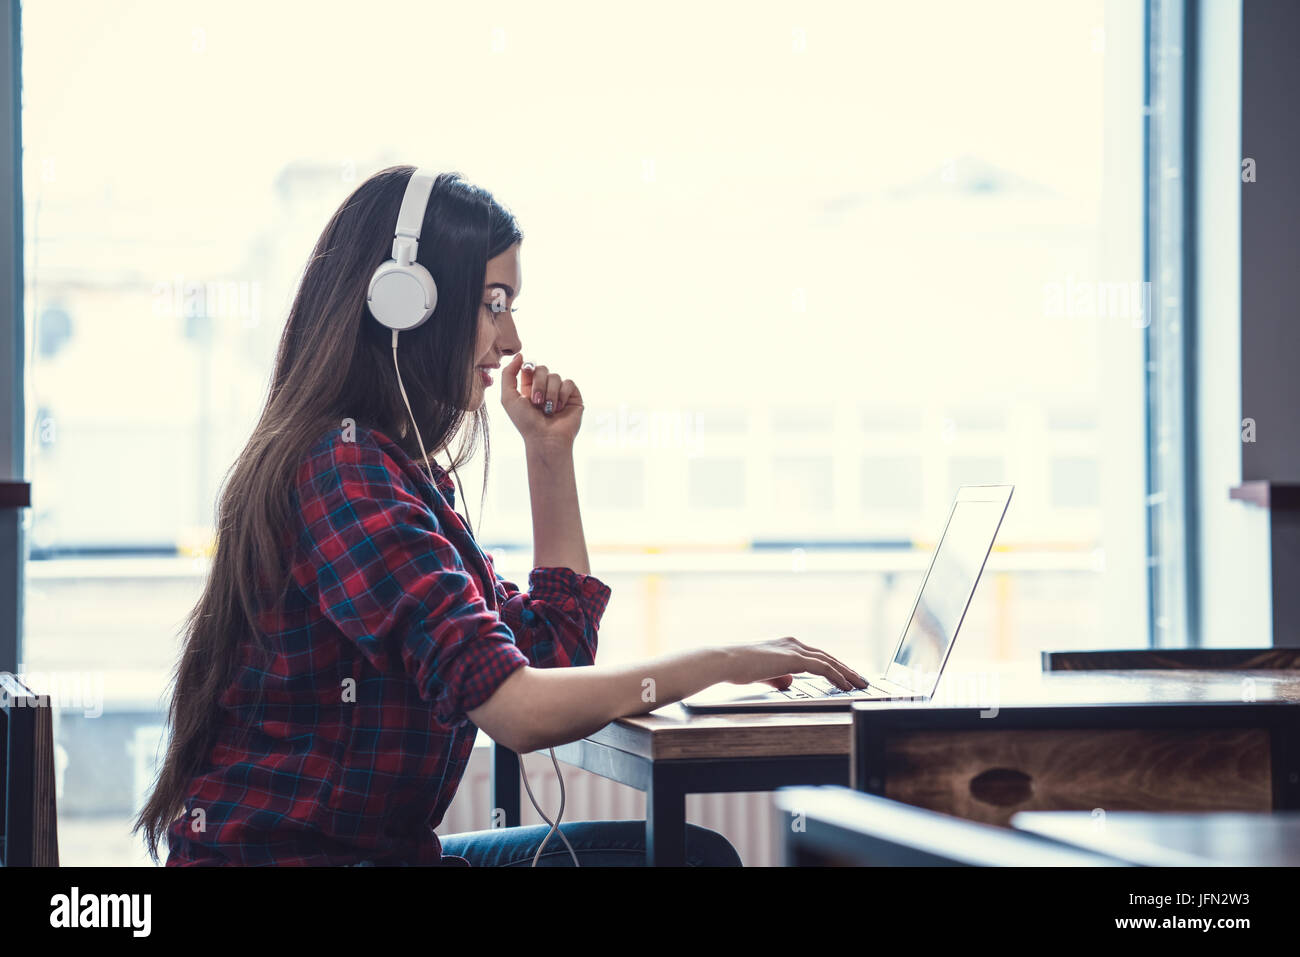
[438,820,742,867]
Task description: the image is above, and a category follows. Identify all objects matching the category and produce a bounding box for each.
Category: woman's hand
[719,637,870,691]
[500,353,583,451]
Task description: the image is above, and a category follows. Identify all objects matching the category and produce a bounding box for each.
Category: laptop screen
[885,495,1009,695]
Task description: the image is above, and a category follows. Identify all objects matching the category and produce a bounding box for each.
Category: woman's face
[467,242,522,411]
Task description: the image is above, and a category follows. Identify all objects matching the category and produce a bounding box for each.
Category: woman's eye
[483,302,518,316]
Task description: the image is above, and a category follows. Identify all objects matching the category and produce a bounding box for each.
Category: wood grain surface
[882,726,1272,826]
[595,669,1300,761]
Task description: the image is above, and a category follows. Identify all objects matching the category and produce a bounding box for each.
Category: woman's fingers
[510,359,581,418]
[520,360,537,401]
[802,650,869,688]
[557,379,581,414]
[786,637,868,688]
[501,354,525,403]
[802,656,859,691]
[529,364,549,407]
[527,364,563,414]
[542,373,562,415]
[783,650,863,691]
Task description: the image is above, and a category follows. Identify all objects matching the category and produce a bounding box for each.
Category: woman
[134,166,868,867]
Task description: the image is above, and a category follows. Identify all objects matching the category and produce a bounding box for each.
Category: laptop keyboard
[780,678,888,700]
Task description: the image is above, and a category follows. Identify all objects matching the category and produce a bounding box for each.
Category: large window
[21,0,1148,863]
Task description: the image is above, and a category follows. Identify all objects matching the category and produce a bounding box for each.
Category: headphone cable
[520,748,580,867]
[391,330,439,490]
[394,329,578,867]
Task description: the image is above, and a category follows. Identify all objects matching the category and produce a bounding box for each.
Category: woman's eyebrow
[485,282,516,298]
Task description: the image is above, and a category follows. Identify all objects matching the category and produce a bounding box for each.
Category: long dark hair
[134,166,523,861]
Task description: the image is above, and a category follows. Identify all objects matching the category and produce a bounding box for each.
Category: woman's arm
[483,358,868,752]
[294,428,533,729]
[469,647,728,754]
[469,638,870,754]
[525,444,590,576]
[499,355,592,576]
[487,442,607,670]
[492,565,607,668]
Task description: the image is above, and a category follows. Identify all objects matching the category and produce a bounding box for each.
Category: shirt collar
[368,427,458,506]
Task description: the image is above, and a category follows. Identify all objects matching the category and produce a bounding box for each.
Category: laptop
[681,484,1013,712]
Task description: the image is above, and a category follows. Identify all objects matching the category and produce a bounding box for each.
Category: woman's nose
[496,315,522,355]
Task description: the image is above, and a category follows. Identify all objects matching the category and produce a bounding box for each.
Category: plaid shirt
[165,425,611,866]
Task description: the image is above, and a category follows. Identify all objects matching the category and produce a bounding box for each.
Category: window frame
[1143,0,1202,648]
[1,0,25,674]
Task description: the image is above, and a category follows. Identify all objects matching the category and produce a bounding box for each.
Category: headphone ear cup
[367,260,438,331]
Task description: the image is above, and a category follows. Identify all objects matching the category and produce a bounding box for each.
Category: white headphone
[367,168,439,331]
[367,168,441,491]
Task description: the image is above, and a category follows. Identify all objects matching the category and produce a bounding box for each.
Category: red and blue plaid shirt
[165,425,611,866]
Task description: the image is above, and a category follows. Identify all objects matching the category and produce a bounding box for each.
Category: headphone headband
[391,168,437,261]
[367,167,440,332]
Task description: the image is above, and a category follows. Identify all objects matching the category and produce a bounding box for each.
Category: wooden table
[548,707,854,865]
[491,668,1300,866]
[852,669,1300,826]
[1012,810,1300,866]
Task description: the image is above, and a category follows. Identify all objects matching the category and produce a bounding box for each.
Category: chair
[1,672,59,865]
[775,786,1133,866]
[490,740,522,827]
[1041,648,1300,671]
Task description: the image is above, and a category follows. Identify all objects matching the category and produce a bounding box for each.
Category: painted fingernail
[532,391,542,405]
[523,362,534,371]
[544,400,554,415]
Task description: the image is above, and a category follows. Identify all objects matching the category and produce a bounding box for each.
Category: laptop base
[681,677,925,713]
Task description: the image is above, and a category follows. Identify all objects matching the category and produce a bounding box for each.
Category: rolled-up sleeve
[294,434,529,727]
[491,563,611,669]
